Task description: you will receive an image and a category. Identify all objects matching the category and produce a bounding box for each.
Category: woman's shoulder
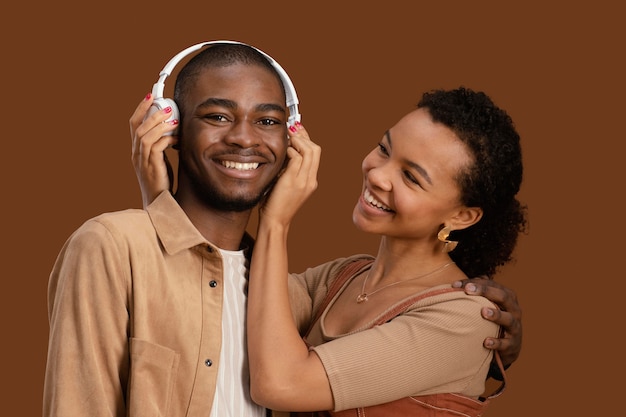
[291,254,374,280]
[397,285,499,335]
[407,284,498,310]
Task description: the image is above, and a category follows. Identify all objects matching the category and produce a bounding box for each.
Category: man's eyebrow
[196,99,286,116]
[197,97,237,110]
[386,130,432,185]
[256,103,286,115]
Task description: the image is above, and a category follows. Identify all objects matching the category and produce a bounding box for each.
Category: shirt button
[205,359,213,367]
[209,280,218,288]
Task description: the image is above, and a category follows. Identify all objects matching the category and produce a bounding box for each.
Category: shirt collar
[146,191,208,255]
[146,191,255,259]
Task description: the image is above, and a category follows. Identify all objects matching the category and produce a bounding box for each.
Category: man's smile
[221,160,261,171]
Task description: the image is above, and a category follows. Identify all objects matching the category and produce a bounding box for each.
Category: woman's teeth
[364,189,391,211]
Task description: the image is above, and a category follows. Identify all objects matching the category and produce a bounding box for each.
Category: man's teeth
[222,161,260,171]
[364,189,391,211]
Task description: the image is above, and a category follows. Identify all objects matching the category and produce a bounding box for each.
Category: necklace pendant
[356,293,368,303]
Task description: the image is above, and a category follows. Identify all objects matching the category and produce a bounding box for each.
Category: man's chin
[187,172,275,213]
[213,200,259,212]
[202,192,264,213]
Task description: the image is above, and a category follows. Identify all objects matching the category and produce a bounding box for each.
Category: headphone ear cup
[147,97,180,136]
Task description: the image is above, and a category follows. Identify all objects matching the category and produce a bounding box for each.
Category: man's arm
[453,277,522,378]
[44,221,130,416]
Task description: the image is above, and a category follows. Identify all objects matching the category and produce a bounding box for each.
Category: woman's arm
[246,123,332,412]
[129,93,178,208]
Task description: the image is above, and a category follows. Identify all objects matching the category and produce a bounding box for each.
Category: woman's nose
[366,164,393,192]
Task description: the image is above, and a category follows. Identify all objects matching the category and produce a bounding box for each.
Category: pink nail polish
[289,125,297,133]
[145,93,152,100]
[164,107,172,114]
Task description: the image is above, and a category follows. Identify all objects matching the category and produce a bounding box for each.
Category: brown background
[2,1,623,415]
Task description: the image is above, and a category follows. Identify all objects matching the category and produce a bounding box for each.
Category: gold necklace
[356,261,455,303]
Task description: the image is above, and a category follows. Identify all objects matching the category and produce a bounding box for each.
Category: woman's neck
[369,236,459,286]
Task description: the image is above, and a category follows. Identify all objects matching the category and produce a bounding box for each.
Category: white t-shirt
[210,249,265,417]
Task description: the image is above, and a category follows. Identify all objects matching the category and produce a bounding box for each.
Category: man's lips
[212,156,267,179]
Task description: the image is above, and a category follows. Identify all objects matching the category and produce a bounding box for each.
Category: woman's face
[352,108,474,242]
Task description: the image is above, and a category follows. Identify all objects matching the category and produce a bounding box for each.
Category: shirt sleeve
[311,293,500,411]
[44,218,131,417]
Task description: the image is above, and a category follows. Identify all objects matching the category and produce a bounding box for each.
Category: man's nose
[224,120,260,148]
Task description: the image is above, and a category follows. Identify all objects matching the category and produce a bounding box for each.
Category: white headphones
[149,40,301,134]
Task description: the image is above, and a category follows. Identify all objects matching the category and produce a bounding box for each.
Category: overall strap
[374,287,462,325]
[304,258,373,338]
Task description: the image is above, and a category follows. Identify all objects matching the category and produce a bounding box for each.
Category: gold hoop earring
[438,226,458,253]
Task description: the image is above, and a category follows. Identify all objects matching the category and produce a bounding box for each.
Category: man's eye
[204,114,228,122]
[258,118,279,126]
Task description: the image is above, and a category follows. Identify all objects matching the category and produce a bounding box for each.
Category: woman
[132,86,526,415]
[246,87,527,415]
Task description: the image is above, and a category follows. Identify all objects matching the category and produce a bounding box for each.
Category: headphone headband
[151,40,301,127]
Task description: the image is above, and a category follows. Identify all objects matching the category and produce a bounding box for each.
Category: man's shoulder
[91,207,150,226]
[73,208,154,242]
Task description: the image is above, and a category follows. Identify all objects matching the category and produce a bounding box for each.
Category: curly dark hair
[173,43,285,121]
[417,87,528,278]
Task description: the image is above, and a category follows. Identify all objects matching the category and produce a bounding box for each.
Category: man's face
[177,63,289,212]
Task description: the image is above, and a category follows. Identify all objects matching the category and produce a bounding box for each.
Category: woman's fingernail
[145,93,152,101]
[164,107,172,114]
[289,125,297,133]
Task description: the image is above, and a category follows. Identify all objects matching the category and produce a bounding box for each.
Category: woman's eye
[404,171,421,186]
[378,143,389,155]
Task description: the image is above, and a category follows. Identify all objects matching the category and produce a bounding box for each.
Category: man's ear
[450,207,483,231]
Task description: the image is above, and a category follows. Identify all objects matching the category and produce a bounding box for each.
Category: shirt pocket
[128,337,180,417]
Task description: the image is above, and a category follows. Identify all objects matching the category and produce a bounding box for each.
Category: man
[44,43,521,417]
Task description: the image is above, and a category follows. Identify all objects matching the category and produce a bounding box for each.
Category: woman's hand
[259,122,321,227]
[129,93,178,209]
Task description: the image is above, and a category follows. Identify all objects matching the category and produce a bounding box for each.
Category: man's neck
[175,194,253,251]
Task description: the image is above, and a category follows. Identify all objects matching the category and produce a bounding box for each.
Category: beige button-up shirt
[44,192,255,417]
